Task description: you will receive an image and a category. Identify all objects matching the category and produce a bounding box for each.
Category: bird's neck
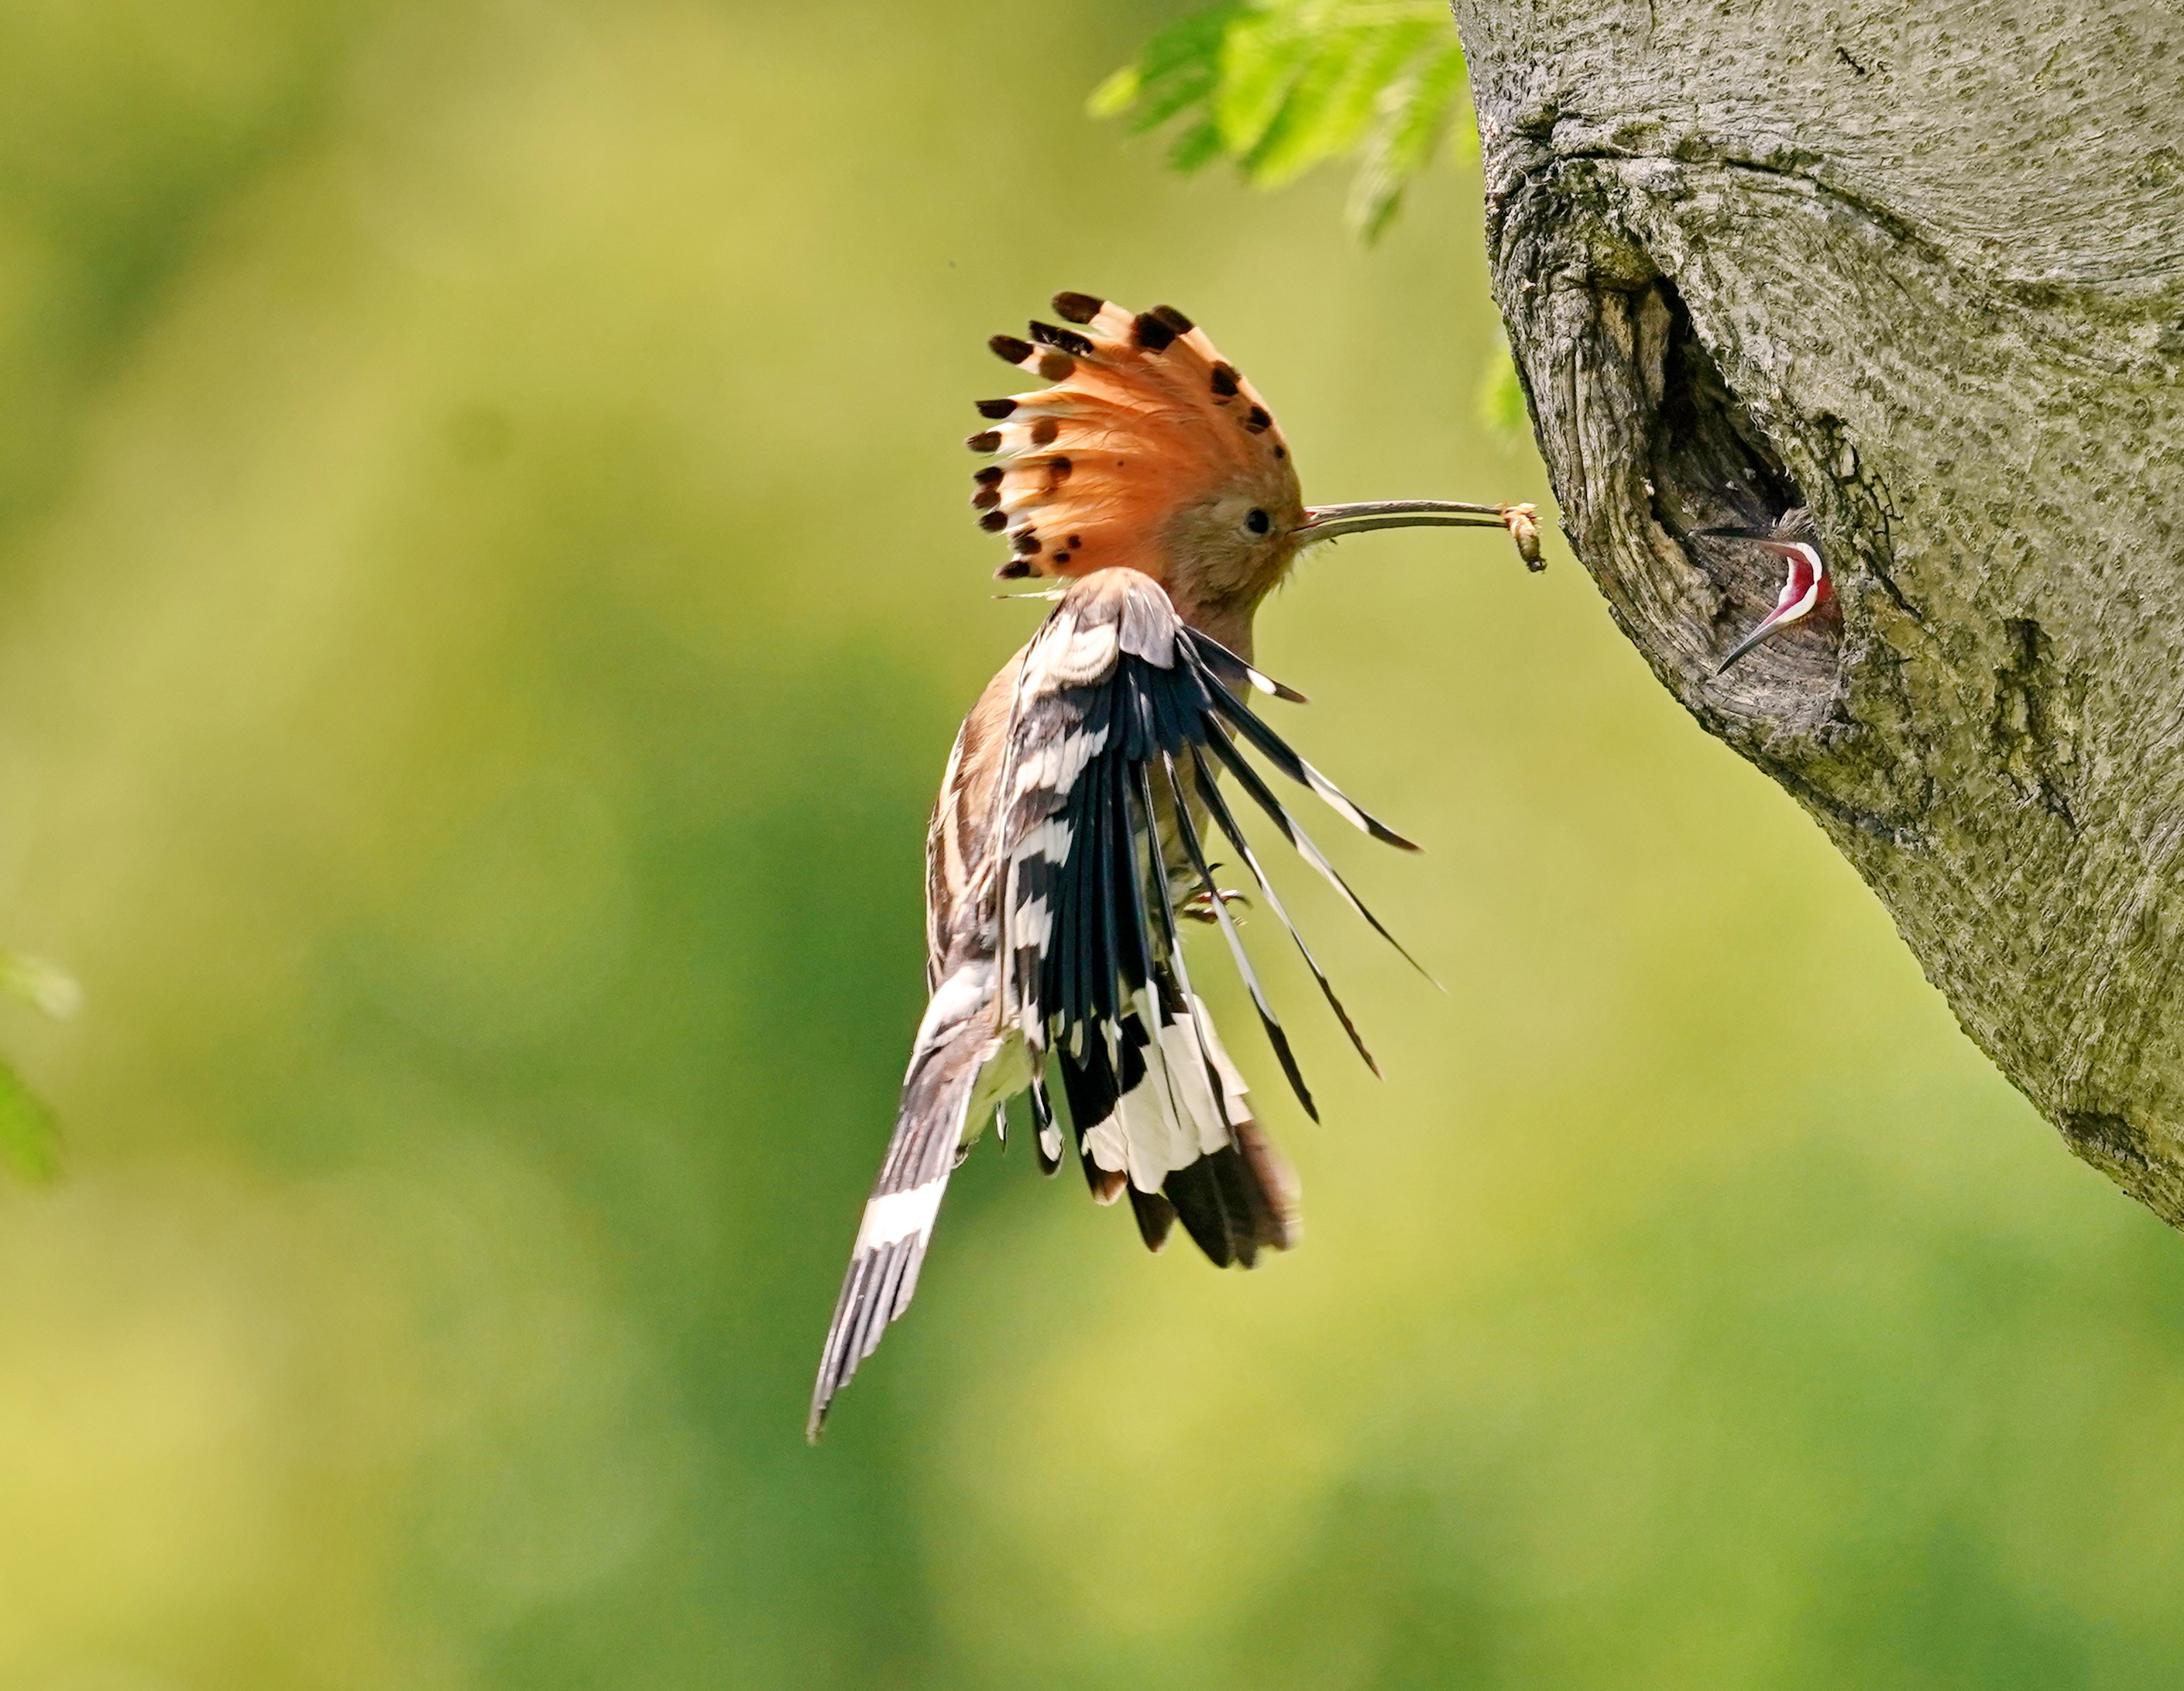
[1175,597,1258,664]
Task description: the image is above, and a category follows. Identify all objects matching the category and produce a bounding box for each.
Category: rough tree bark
[1448,0,2184,1220]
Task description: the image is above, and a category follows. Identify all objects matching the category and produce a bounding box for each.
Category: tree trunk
[1449,0,2184,1221]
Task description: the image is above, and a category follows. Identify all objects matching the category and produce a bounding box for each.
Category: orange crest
[967,294,1304,588]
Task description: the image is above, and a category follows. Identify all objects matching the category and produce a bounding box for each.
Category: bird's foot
[1180,886,1250,924]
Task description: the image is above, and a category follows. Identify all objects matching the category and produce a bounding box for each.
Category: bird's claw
[1180,886,1250,924]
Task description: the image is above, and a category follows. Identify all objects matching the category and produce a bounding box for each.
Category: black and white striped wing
[993,568,1418,1265]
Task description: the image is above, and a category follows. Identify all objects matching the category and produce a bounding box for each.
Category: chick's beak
[1718,540,1830,672]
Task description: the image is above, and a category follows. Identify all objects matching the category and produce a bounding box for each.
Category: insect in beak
[1711,535,1831,672]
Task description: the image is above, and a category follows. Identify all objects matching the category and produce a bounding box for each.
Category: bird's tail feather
[807,1029,984,1442]
[1066,985,1299,1269]
[1164,1116,1296,1267]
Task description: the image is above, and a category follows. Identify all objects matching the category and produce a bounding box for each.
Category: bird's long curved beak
[1293,500,1511,544]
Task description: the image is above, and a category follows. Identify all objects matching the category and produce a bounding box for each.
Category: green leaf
[1130,64,1221,134]
[1344,40,1468,242]
[1087,64,1142,118]
[1090,0,1475,240]
[1168,119,1228,174]
[1246,20,1437,187]
[0,1055,60,1183]
[1214,13,1312,158]
[1136,0,1247,82]
[1088,2,1243,132]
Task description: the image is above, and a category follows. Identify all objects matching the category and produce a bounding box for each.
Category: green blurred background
[0,1,2179,1686]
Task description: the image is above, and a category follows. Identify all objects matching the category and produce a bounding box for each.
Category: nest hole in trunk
[1636,279,1839,693]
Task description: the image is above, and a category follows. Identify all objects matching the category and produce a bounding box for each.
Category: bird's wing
[993,568,1417,1263]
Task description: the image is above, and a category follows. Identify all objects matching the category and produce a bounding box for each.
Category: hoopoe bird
[809,294,1537,1439]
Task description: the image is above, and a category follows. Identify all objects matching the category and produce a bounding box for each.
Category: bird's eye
[1245,508,1271,536]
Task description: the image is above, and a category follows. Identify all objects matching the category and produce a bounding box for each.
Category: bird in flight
[809,294,1536,1439]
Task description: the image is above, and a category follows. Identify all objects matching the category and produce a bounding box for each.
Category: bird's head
[970,294,1524,634]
